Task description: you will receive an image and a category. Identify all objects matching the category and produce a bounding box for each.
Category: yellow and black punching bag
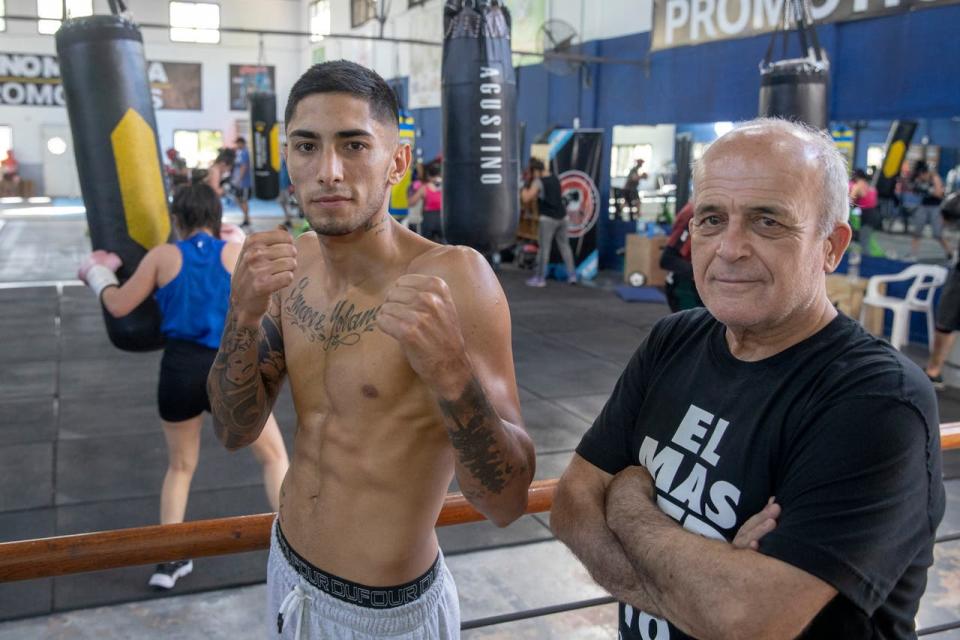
[56,15,170,352]
[249,91,280,200]
[874,120,917,199]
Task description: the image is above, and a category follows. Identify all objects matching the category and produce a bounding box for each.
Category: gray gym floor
[0,205,958,638]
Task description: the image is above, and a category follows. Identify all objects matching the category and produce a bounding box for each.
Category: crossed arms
[550,455,836,640]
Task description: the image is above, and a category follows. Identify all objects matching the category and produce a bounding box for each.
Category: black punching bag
[249,91,280,200]
[56,15,169,352]
[759,60,829,130]
[442,0,519,252]
[674,133,693,212]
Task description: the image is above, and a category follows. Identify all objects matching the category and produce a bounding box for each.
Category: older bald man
[551,118,945,640]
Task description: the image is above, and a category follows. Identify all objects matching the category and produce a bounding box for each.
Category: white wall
[550,0,653,42]
[314,0,652,110]
[0,0,308,191]
[0,0,653,192]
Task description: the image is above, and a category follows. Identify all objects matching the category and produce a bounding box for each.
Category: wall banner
[0,52,201,110]
[230,64,275,111]
[651,0,960,51]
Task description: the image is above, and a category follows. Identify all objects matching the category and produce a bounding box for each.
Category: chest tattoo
[284,277,382,351]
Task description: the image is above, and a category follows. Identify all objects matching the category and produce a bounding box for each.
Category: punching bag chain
[107,0,128,16]
[762,0,825,70]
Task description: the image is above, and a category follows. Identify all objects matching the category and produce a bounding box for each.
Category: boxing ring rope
[0,427,958,633]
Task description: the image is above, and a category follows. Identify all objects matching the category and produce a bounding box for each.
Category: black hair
[911,160,930,179]
[285,60,399,129]
[852,168,869,181]
[215,147,236,166]
[235,137,246,145]
[528,157,545,172]
[426,163,442,178]
[171,182,222,238]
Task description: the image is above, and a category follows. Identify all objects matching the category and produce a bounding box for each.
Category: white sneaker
[148,559,193,590]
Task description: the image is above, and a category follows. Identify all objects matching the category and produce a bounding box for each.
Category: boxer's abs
[278,416,453,586]
[277,292,456,586]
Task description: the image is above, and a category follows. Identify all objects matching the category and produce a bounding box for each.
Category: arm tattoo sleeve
[437,377,523,498]
[208,293,286,449]
[258,295,286,397]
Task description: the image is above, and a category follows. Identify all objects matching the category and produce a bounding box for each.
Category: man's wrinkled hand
[732,497,780,550]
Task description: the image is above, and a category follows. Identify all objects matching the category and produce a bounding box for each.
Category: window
[610,144,653,178]
[351,0,377,27]
[174,129,223,169]
[37,0,93,34]
[169,1,220,44]
[0,126,12,160]
[866,145,886,174]
[310,0,331,42]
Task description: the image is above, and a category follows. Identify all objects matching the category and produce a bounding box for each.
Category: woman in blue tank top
[77,183,289,590]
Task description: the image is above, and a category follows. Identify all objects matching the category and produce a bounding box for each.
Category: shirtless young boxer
[207,60,535,639]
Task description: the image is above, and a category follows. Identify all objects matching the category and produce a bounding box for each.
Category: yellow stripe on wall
[111,109,170,250]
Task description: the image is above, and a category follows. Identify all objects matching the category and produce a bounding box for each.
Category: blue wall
[395,4,960,268]
[386,76,444,164]
[411,107,442,163]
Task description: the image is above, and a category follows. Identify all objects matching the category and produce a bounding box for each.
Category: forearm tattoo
[258,302,286,398]
[209,293,286,448]
[438,377,521,498]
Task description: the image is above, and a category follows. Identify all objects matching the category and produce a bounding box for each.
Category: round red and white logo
[559,170,599,238]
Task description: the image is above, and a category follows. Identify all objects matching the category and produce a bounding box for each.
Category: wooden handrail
[942,422,960,451]
[0,479,557,583]
[1,424,957,584]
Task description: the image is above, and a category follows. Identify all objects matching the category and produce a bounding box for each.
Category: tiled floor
[0,210,959,637]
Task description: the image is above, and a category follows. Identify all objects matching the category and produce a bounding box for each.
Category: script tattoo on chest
[283,277,382,351]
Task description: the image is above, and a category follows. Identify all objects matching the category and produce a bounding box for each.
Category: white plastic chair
[860,264,948,351]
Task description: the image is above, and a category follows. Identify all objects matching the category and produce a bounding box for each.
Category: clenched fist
[219,222,247,244]
[231,226,297,325]
[378,274,472,398]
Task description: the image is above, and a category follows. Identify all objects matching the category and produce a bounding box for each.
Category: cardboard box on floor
[825,274,884,335]
[624,234,669,286]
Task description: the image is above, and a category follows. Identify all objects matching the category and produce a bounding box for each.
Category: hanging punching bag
[759,60,829,130]
[442,0,519,252]
[249,91,280,200]
[56,15,169,352]
[874,120,917,199]
[674,133,693,213]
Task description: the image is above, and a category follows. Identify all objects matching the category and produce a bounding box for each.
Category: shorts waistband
[275,521,440,609]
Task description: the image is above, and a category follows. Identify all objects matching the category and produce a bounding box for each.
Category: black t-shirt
[537,174,565,219]
[576,309,945,640]
[911,177,943,207]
